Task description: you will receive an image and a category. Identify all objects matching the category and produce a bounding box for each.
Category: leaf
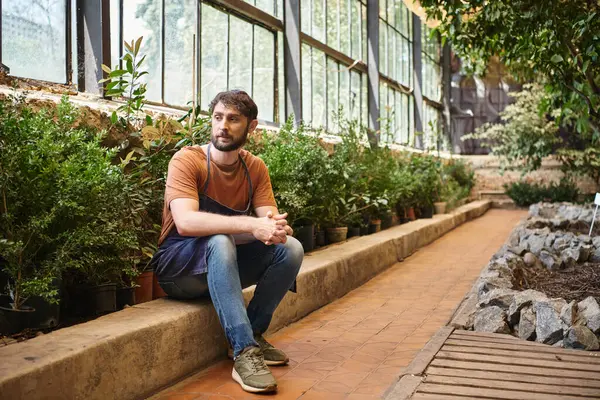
[124,40,133,53]
[101,64,112,74]
[110,111,118,125]
[168,119,184,131]
[108,69,127,78]
[141,126,160,136]
[126,58,134,74]
[550,54,563,63]
[134,36,143,55]
[145,115,153,126]
[582,60,590,74]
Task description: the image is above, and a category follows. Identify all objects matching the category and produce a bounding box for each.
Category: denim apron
[152,144,253,279]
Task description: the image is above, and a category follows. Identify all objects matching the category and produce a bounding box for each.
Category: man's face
[211,102,254,152]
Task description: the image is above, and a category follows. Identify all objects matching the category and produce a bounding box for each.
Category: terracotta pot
[407,207,416,221]
[433,201,447,215]
[135,270,154,304]
[326,227,348,243]
[152,273,167,299]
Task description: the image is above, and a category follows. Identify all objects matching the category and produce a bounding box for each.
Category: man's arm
[171,198,288,244]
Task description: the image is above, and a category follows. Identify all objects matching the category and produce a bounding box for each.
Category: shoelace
[246,349,266,373]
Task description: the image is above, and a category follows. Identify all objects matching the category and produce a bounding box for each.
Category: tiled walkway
[151,209,527,400]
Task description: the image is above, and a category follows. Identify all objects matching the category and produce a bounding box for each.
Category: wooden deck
[385,327,600,400]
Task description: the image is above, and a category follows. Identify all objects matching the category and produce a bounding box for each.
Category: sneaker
[254,334,289,366]
[227,335,289,366]
[232,346,277,393]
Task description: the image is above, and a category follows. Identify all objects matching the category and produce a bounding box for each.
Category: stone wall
[461,155,599,197]
[465,203,600,351]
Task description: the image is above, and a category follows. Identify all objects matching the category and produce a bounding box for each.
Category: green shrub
[504,178,580,207]
[0,96,139,309]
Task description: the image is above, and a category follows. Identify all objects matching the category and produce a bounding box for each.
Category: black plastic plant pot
[381,215,394,230]
[295,224,315,252]
[347,226,361,238]
[419,206,434,219]
[359,225,369,236]
[92,283,117,314]
[0,304,35,335]
[26,296,60,330]
[316,230,326,246]
[116,287,136,310]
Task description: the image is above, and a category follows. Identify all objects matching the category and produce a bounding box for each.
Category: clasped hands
[253,211,293,245]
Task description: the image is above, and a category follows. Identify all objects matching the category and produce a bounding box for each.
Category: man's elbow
[174,220,191,237]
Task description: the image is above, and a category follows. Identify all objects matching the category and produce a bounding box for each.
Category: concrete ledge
[0,200,491,400]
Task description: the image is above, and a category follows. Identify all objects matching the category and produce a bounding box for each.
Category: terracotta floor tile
[159,393,205,400]
[298,389,348,400]
[311,380,354,394]
[152,210,527,400]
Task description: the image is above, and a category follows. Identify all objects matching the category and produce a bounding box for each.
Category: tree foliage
[421,0,600,180]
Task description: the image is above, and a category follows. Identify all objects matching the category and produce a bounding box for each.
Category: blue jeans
[158,235,303,357]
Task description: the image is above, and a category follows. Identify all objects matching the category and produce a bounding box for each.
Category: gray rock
[578,296,600,333]
[553,234,574,252]
[553,340,564,347]
[507,290,548,326]
[560,206,582,221]
[528,234,548,255]
[578,235,593,245]
[523,252,538,267]
[529,203,542,217]
[518,307,536,340]
[478,289,518,310]
[508,245,528,256]
[539,250,563,270]
[476,277,513,297]
[544,233,557,248]
[560,300,577,326]
[591,247,600,263]
[592,236,600,249]
[551,218,568,229]
[474,306,511,334]
[578,209,594,224]
[564,326,600,350]
[561,248,580,268]
[579,245,592,262]
[534,301,564,345]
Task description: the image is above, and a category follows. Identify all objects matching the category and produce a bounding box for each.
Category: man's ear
[248,119,259,134]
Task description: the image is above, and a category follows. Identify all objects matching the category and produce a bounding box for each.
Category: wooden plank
[445,338,600,359]
[402,326,454,376]
[424,374,600,397]
[412,394,480,400]
[382,374,422,400]
[451,330,523,340]
[451,331,549,347]
[436,350,600,373]
[442,344,600,365]
[430,359,600,380]
[425,366,600,389]
[416,383,598,400]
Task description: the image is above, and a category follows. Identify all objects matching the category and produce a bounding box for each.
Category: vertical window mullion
[66,0,72,84]
[226,15,230,89]
[160,0,166,103]
[251,25,255,97]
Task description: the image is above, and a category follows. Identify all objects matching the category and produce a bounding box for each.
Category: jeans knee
[207,234,236,253]
[283,236,304,273]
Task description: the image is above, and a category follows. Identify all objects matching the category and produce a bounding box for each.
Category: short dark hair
[208,90,258,121]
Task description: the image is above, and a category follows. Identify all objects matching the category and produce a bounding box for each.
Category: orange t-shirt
[158,145,277,245]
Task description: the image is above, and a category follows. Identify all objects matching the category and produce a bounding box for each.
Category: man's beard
[211,126,249,152]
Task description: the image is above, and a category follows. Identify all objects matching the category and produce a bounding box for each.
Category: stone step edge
[0,200,491,400]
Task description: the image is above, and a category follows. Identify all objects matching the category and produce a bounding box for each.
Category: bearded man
[151,90,303,393]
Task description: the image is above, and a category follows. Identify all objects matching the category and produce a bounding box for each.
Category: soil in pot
[92,283,117,314]
[368,220,382,234]
[295,224,315,252]
[326,227,348,243]
[347,226,361,238]
[117,287,136,309]
[0,304,35,335]
[135,270,154,304]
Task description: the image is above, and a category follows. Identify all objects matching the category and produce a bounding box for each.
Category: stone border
[0,201,491,400]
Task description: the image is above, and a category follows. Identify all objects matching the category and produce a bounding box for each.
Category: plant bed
[462,202,600,351]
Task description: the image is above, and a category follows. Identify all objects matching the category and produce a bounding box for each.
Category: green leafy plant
[463,84,561,174]
[100,37,149,127]
[504,178,580,207]
[0,96,139,309]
